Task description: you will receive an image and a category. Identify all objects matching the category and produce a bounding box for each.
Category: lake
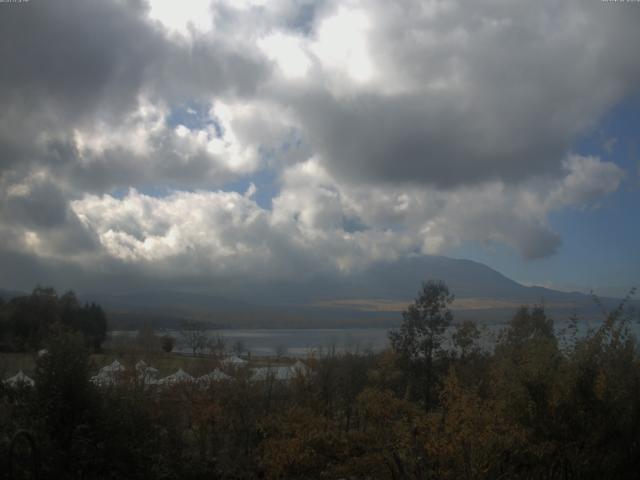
[110,318,640,357]
[110,328,391,357]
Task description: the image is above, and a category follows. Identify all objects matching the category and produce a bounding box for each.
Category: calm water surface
[110,319,640,357]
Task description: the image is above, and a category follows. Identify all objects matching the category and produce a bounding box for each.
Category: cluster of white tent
[90,359,127,386]
[3,357,311,390]
[87,357,311,388]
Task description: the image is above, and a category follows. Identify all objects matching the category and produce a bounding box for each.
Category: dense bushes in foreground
[1,283,639,479]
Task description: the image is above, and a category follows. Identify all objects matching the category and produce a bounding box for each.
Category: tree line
[0,287,107,352]
[1,281,639,479]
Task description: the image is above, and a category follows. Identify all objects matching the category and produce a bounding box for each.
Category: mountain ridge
[1,255,632,329]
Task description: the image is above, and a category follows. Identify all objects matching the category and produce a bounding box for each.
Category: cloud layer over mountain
[0,0,637,293]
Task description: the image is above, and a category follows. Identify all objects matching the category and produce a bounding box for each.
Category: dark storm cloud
[0,0,269,177]
[289,91,566,188]
[0,0,160,126]
[0,173,98,256]
[0,0,154,174]
[156,33,270,102]
[518,227,562,261]
[0,0,268,119]
[272,0,640,188]
[3,180,69,229]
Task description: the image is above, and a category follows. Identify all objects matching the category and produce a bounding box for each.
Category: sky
[0,0,638,299]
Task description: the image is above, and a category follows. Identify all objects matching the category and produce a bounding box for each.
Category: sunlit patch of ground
[313,297,579,312]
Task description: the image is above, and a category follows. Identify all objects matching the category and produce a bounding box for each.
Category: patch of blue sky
[573,92,640,174]
[558,93,640,291]
[166,100,223,137]
[280,129,305,155]
[453,95,640,297]
[220,128,308,209]
[221,168,280,210]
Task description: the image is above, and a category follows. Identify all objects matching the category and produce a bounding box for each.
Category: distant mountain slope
[3,255,632,328]
[74,255,630,328]
[241,255,593,305]
[337,256,543,300]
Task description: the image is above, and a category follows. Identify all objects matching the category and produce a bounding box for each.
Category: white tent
[135,360,149,370]
[157,368,193,385]
[4,370,35,388]
[91,359,126,386]
[222,355,248,366]
[100,359,125,374]
[197,369,230,385]
[136,361,158,373]
[290,360,311,376]
[135,360,159,383]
